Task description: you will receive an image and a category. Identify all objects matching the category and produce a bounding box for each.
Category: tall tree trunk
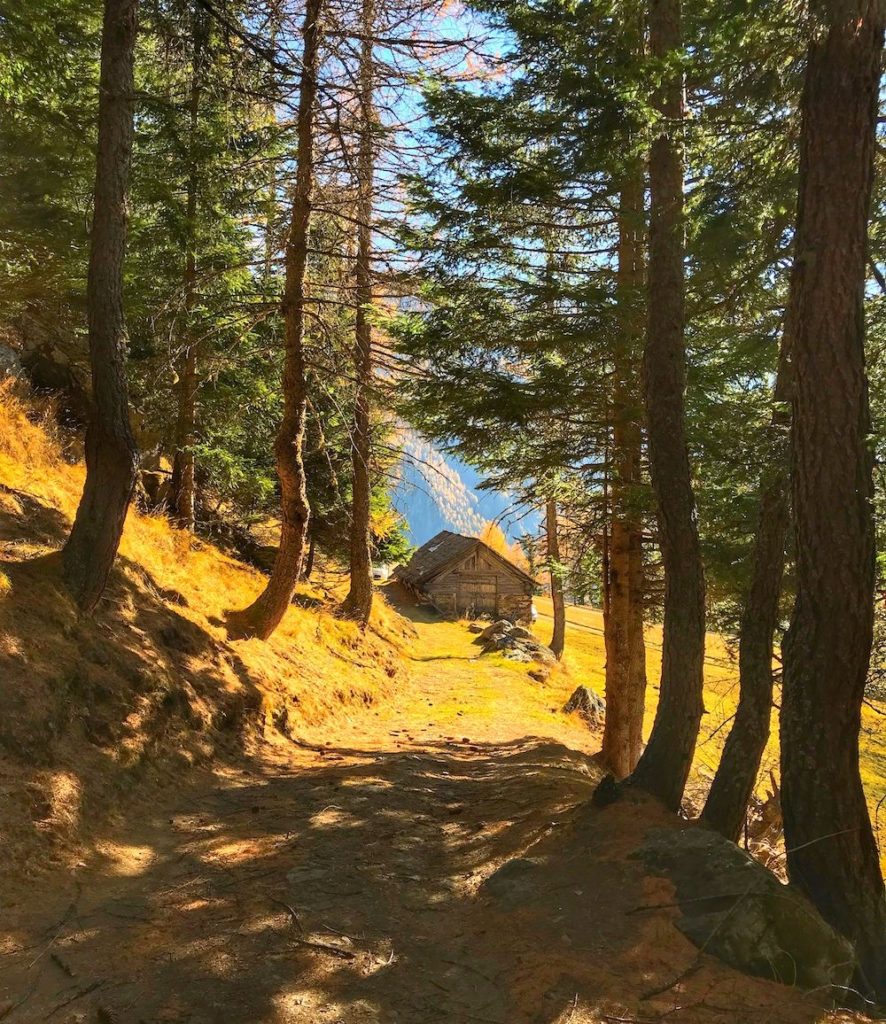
[169,4,207,531]
[627,0,705,810]
[342,0,376,624]
[602,161,647,778]
[780,2,885,999]
[235,0,322,640]
[62,0,140,612]
[545,498,565,659]
[702,340,791,842]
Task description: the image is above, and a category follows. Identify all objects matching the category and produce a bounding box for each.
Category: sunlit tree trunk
[627,0,705,810]
[343,0,376,623]
[780,1,886,998]
[235,0,322,639]
[602,160,647,778]
[545,498,565,659]
[62,0,140,612]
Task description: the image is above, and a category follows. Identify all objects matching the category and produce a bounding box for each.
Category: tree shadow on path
[0,737,838,1024]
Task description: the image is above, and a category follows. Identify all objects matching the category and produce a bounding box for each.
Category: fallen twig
[269,896,304,931]
[641,961,702,1001]
[291,938,356,960]
[46,980,102,1018]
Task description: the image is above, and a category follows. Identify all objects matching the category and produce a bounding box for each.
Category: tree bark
[602,162,647,779]
[702,340,790,842]
[303,532,316,580]
[235,0,322,640]
[780,1,886,999]
[627,0,705,810]
[545,498,565,659]
[169,3,207,531]
[62,0,140,613]
[342,0,376,624]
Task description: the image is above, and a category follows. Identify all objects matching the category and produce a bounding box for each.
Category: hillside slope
[0,381,411,878]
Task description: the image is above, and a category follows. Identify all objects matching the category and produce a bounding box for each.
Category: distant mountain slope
[392,431,539,546]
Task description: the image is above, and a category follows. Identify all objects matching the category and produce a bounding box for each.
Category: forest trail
[0,589,862,1024]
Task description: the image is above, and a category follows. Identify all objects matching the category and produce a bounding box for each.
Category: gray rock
[139,468,170,509]
[533,646,558,665]
[637,827,857,992]
[477,619,513,642]
[563,686,605,725]
[0,344,22,378]
[483,634,518,653]
[467,622,484,634]
[565,684,606,724]
[509,625,533,640]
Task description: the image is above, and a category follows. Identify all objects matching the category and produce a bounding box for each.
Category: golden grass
[0,379,408,714]
[535,596,886,869]
[0,380,411,875]
[380,590,598,752]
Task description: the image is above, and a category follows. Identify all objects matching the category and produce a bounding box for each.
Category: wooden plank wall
[426,550,532,621]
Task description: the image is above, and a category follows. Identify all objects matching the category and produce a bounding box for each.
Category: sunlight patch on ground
[94,840,157,877]
[309,806,364,830]
[206,836,287,865]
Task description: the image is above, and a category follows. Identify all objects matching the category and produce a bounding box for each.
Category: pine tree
[779,0,886,997]
[62,0,140,612]
[342,0,378,623]
[234,0,324,639]
[626,0,705,811]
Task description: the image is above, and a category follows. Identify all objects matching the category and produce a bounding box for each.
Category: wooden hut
[394,530,537,622]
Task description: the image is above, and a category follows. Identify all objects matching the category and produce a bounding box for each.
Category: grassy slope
[535,596,886,867]
[0,382,412,878]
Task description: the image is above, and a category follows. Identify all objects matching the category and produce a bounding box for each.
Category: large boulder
[637,826,857,992]
[471,619,559,668]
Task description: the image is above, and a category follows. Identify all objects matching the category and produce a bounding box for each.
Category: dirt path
[0,596,854,1024]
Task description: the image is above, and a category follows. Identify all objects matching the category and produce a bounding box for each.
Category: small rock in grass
[563,685,606,727]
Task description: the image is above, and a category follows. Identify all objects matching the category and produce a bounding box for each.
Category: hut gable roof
[395,530,537,589]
